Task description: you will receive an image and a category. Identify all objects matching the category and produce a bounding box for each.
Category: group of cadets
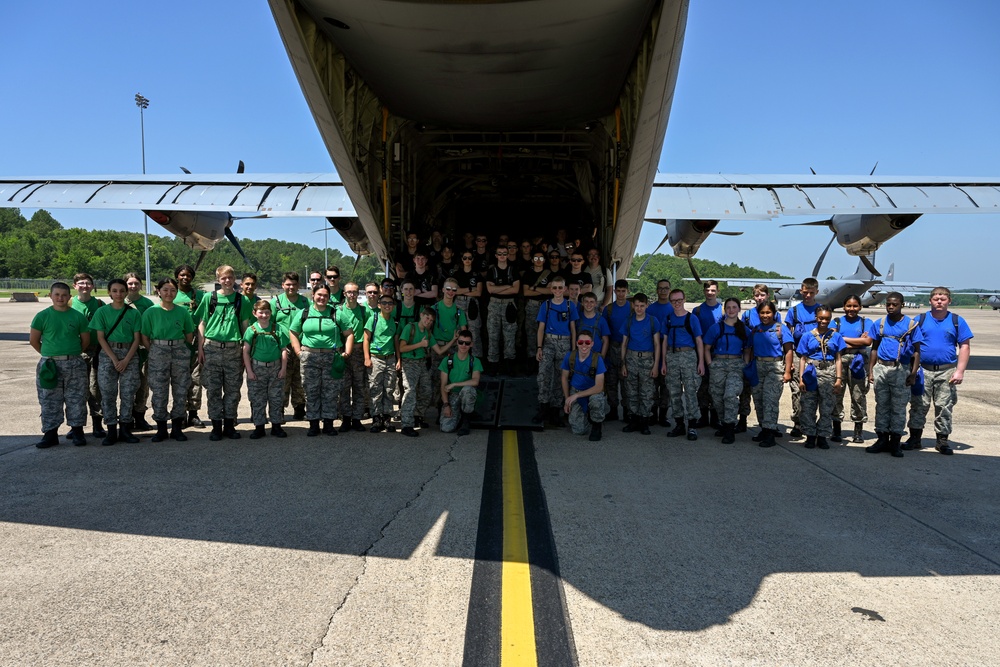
[30,232,973,456]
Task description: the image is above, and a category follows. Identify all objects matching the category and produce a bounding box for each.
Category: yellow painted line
[501,429,537,667]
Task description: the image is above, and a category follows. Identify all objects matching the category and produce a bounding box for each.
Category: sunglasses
[327,274,339,279]
[496,252,508,256]
[444,287,457,292]
[570,258,583,262]
[309,277,323,281]
[576,339,592,345]
[462,255,473,260]
[457,340,472,346]
[379,301,394,306]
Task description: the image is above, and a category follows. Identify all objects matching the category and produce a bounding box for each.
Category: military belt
[204,339,240,349]
[150,339,183,347]
[876,359,901,367]
[921,362,957,371]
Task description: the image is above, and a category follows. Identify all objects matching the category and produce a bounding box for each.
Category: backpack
[790,303,817,341]
[248,323,280,357]
[917,312,960,340]
[809,328,834,361]
[569,350,601,379]
[208,291,247,335]
[446,353,475,377]
[627,313,658,343]
[300,304,338,327]
[878,317,919,361]
[712,320,747,355]
[542,299,572,327]
[833,315,867,337]
[752,322,785,350]
[664,313,694,349]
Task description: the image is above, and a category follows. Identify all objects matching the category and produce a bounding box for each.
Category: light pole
[135,93,151,294]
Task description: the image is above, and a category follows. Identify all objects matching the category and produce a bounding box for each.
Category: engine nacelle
[831,213,921,256]
[329,217,371,256]
[145,210,232,251]
[665,219,720,258]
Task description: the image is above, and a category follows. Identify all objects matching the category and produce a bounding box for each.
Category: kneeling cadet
[560,328,608,441]
[439,329,482,435]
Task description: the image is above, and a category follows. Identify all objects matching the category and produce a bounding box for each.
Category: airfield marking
[501,429,537,666]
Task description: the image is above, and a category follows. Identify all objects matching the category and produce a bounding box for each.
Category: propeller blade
[810,167,817,175]
[687,257,702,285]
[710,230,743,237]
[859,254,881,277]
[869,161,879,176]
[237,160,245,174]
[225,227,253,268]
[180,166,191,174]
[811,232,837,277]
[779,219,833,229]
[194,250,209,273]
[353,254,364,272]
[637,232,671,276]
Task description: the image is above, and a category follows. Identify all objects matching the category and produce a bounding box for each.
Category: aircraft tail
[886,262,895,282]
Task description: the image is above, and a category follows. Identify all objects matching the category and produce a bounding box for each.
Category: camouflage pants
[709,357,744,425]
[537,336,571,406]
[873,362,909,435]
[907,366,958,435]
[799,362,837,437]
[697,368,712,411]
[148,344,191,421]
[400,358,432,428]
[429,349,445,409]
[97,347,141,426]
[738,377,752,419]
[83,349,102,420]
[522,300,542,359]
[339,347,368,420]
[248,360,284,426]
[440,387,478,433]
[187,356,203,412]
[457,295,483,358]
[568,388,608,436]
[487,298,517,362]
[666,349,700,421]
[282,347,306,410]
[654,375,671,415]
[624,350,655,417]
[789,353,803,425]
[604,343,628,412]
[37,356,88,432]
[751,358,785,431]
[369,355,398,417]
[131,349,149,414]
[301,349,343,421]
[203,344,244,420]
[834,351,869,423]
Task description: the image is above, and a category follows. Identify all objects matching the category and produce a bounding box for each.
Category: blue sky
[3,0,999,287]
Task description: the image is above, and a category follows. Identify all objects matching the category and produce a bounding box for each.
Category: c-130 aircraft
[2,0,1000,275]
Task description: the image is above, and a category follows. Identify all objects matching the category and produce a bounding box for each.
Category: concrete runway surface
[1,300,999,666]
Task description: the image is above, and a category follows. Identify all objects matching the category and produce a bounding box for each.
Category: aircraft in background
[3,0,1000,277]
[701,259,936,311]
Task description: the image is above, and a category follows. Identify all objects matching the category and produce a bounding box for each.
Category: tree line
[0,208,383,289]
[626,253,789,302]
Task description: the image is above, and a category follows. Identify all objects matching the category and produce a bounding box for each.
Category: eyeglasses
[457,340,472,346]
[344,289,358,294]
[496,252,508,257]
[669,298,685,303]
[532,256,545,261]
[475,238,487,243]
[576,339,592,345]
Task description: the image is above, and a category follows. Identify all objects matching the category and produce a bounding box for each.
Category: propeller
[194,250,209,272]
[811,233,837,278]
[225,227,253,268]
[636,232,671,276]
[858,253,880,277]
[687,258,702,285]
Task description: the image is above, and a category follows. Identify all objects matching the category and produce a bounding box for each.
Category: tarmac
[2,300,999,666]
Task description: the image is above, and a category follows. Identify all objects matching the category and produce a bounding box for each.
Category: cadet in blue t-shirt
[559,329,608,440]
[620,293,660,434]
[692,281,724,428]
[795,305,847,449]
[533,276,579,425]
[737,284,781,432]
[748,301,794,448]
[602,279,632,421]
[905,287,973,455]
[661,289,705,440]
[703,298,751,443]
[830,295,875,444]
[866,293,923,457]
[645,278,673,427]
[576,291,610,355]
[785,277,822,439]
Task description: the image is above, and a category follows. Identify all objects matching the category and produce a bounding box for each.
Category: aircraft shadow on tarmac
[966,355,1000,372]
[1,434,999,632]
[0,332,29,342]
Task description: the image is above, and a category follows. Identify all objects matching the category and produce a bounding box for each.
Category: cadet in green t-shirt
[271,271,310,421]
[173,264,207,428]
[141,277,196,442]
[242,300,290,439]
[124,272,155,431]
[30,282,92,448]
[70,272,106,437]
[364,296,401,432]
[431,279,468,408]
[398,307,448,437]
[91,279,143,445]
[195,265,255,441]
[336,283,369,431]
[438,329,482,436]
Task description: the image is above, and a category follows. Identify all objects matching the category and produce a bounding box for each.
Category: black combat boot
[370,415,385,433]
[187,411,204,428]
[605,405,619,422]
[735,416,747,434]
[817,436,830,450]
[788,424,803,439]
[132,411,152,432]
[695,408,710,428]
[804,435,816,449]
[657,409,670,428]
[119,422,140,443]
[709,408,721,430]
[101,424,118,446]
[853,422,864,443]
[752,428,769,442]
[831,421,843,443]
[209,420,223,441]
[151,420,169,443]
[323,419,337,435]
[293,404,306,420]
[902,428,923,451]
[622,416,640,433]
[889,433,904,458]
[935,433,954,455]
[759,429,777,448]
[401,426,419,437]
[70,426,87,446]
[170,418,188,442]
[223,418,241,439]
[307,420,321,437]
[650,406,659,425]
[271,424,287,438]
[866,432,889,453]
[589,420,603,441]
[351,418,365,432]
[457,412,472,436]
[91,415,107,438]
[36,429,59,449]
[640,417,651,435]
[667,419,686,438]
[686,421,699,441]
[250,424,266,440]
[721,423,736,444]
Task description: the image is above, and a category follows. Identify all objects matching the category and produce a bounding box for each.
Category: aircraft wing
[647,174,1000,220]
[866,281,938,296]
[688,278,802,295]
